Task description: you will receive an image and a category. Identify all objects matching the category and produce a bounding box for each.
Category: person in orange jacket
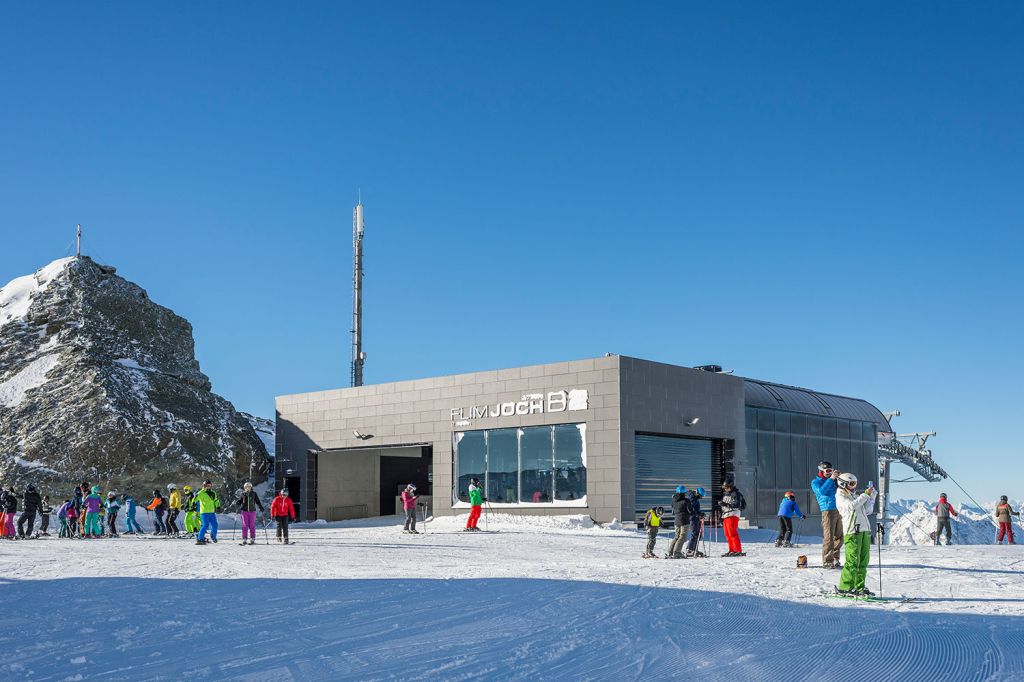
[270,489,296,544]
[146,489,167,535]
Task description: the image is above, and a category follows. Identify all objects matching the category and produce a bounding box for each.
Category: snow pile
[890,498,1024,545]
[0,257,74,328]
[0,353,61,408]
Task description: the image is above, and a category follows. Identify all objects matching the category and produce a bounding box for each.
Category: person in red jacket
[401,483,419,534]
[270,488,296,544]
[934,493,958,545]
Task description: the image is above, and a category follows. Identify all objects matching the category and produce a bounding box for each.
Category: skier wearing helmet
[642,505,665,558]
[166,484,181,538]
[811,461,843,568]
[667,485,690,558]
[834,472,877,596]
[995,496,1019,545]
[464,478,484,531]
[934,493,958,545]
[182,485,200,536]
[401,483,419,534]
[685,487,707,557]
[776,491,805,548]
[82,485,104,538]
[719,479,746,557]
[146,489,167,535]
[105,492,120,537]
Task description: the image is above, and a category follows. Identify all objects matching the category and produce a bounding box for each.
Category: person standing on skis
[122,494,143,535]
[2,486,18,538]
[835,473,877,596]
[667,485,690,558]
[270,488,296,544]
[105,492,120,537]
[182,485,200,536]
[776,491,805,548]
[194,480,221,545]
[685,487,707,557]
[18,483,42,538]
[235,482,264,545]
[57,499,74,538]
[812,461,843,569]
[465,478,484,531]
[642,506,665,558]
[719,479,746,557]
[82,485,104,538]
[39,495,53,536]
[401,484,419,534]
[166,484,181,538]
[147,490,167,535]
[934,493,958,545]
[995,496,1019,545]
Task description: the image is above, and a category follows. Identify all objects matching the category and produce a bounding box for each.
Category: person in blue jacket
[122,494,143,535]
[775,491,805,547]
[685,487,707,557]
[811,460,842,568]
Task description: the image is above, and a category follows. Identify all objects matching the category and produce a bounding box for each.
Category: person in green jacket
[464,478,483,531]
[182,485,200,535]
[194,480,222,545]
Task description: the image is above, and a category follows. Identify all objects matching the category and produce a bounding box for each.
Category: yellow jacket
[169,490,182,510]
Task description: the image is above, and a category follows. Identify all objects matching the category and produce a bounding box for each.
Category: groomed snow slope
[1,514,1022,681]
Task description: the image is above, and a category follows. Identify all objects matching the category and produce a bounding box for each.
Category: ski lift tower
[350,199,366,387]
[877,411,947,543]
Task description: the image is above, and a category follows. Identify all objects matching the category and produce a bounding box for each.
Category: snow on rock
[0,256,270,495]
[0,257,75,328]
[0,352,60,407]
[889,498,1023,545]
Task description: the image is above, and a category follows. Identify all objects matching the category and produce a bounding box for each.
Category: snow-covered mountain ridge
[0,256,270,493]
[889,497,1023,545]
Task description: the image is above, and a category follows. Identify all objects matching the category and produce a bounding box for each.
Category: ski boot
[195,538,208,545]
[854,587,875,597]
[783,541,794,548]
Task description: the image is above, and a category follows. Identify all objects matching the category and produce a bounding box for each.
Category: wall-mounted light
[684,417,700,427]
[353,430,374,440]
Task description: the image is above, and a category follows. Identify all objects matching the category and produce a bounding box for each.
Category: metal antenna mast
[350,198,366,387]
[77,224,82,257]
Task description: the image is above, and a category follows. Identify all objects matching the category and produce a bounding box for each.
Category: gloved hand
[801,515,806,520]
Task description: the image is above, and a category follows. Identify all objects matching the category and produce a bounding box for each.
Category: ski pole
[418,503,427,535]
[231,513,237,542]
[260,511,270,545]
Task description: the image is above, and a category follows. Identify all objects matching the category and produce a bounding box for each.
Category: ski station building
[274,355,888,530]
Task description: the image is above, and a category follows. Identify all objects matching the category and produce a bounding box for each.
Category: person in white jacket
[835,472,877,596]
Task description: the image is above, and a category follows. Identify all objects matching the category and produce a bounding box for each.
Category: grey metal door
[635,434,712,523]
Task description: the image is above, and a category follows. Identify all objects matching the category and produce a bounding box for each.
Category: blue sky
[1,3,1021,503]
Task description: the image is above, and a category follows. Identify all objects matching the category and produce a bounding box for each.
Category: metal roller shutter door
[635,434,712,523]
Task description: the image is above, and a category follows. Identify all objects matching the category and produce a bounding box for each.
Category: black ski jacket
[23,490,42,513]
[235,490,264,512]
[3,493,17,513]
[671,493,691,525]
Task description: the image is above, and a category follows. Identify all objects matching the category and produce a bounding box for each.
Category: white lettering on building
[449,389,589,423]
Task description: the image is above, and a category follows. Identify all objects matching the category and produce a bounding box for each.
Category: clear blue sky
[1,3,1021,504]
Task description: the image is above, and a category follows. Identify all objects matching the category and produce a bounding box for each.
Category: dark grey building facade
[275,355,887,530]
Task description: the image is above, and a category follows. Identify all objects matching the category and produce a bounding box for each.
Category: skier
[1,486,16,538]
[270,488,296,544]
[834,472,877,596]
[933,493,958,545]
[82,485,104,538]
[235,482,264,545]
[642,506,664,558]
[77,481,90,537]
[995,496,1019,545]
[465,478,483,531]
[146,489,167,535]
[812,461,843,569]
[719,479,746,557]
[18,483,42,538]
[666,485,690,558]
[776,491,805,548]
[122,494,143,535]
[39,495,53,536]
[401,483,419,534]
[685,487,707,557]
[166,484,181,537]
[57,499,74,538]
[194,480,221,545]
[182,485,200,536]
[104,492,120,537]
[0,488,6,539]
[71,485,84,538]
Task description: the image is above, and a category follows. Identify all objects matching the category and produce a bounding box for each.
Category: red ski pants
[466,505,481,529]
[998,522,1015,543]
[723,515,742,553]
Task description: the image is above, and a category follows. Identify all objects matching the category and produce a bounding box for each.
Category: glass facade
[454,424,587,505]
[745,407,878,521]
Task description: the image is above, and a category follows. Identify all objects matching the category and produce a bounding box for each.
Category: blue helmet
[695,487,706,497]
[675,485,687,494]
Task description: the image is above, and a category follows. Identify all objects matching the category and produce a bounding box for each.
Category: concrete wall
[619,357,748,521]
[275,355,623,522]
[318,450,379,517]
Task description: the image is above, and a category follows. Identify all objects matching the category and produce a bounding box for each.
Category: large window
[453,424,587,506]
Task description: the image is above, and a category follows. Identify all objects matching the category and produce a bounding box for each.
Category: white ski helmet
[838,472,858,489]
[244,482,253,491]
[168,483,177,490]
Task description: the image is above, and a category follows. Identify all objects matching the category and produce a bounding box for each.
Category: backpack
[160,496,169,511]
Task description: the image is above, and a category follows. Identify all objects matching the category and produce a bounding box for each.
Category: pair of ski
[824,588,919,604]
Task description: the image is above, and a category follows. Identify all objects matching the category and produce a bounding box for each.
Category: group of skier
[1,479,298,546]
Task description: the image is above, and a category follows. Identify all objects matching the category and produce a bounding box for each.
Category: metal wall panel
[635,434,712,521]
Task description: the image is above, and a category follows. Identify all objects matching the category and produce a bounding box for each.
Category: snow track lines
[1,577,1023,681]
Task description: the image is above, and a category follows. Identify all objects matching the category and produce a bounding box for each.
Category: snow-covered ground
[2,514,1022,681]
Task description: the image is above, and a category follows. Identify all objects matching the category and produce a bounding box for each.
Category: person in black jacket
[667,485,691,559]
[235,482,265,545]
[685,487,707,557]
[39,495,53,536]
[18,484,42,538]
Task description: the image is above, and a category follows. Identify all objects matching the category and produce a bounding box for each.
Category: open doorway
[379,447,431,516]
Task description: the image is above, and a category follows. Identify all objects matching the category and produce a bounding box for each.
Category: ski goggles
[819,467,834,475]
